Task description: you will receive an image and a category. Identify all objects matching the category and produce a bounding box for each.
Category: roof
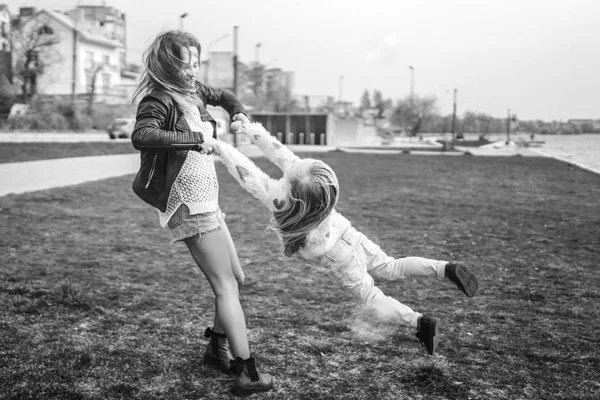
[23,8,123,49]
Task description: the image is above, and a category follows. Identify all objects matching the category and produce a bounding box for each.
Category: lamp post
[451,88,458,139]
[255,42,262,63]
[179,12,188,30]
[409,65,414,101]
[205,33,230,84]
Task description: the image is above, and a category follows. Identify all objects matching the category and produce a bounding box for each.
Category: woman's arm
[131,95,205,151]
[197,82,247,118]
[234,121,300,171]
[206,136,285,212]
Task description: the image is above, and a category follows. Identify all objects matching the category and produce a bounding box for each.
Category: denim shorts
[166,204,224,243]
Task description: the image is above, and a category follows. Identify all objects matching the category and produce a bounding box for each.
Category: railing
[274,132,327,146]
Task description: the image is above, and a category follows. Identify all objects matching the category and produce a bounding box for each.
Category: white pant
[318,225,447,327]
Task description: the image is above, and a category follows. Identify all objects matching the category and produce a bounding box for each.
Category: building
[568,119,600,131]
[201,51,233,89]
[12,7,133,103]
[0,4,10,51]
[65,5,127,69]
[264,67,294,93]
[0,4,11,81]
[293,94,335,112]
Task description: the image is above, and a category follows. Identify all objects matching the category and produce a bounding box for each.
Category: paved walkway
[1,140,597,198]
[0,144,334,197]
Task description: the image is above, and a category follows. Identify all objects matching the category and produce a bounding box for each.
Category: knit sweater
[158,108,219,227]
[215,122,351,259]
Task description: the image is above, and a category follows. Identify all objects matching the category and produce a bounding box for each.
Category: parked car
[108,117,135,139]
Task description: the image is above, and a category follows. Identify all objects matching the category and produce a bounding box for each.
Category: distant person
[130,30,272,397]
[205,121,480,356]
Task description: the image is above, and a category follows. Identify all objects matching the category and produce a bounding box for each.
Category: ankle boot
[203,327,234,373]
[230,356,273,397]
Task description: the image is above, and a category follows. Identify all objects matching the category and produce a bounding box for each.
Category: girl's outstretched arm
[233,121,300,171]
[206,136,286,212]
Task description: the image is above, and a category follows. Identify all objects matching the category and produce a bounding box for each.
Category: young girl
[130,31,272,396]
[203,121,480,356]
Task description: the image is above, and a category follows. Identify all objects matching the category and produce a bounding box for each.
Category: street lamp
[255,43,262,63]
[179,12,188,30]
[409,65,414,100]
[264,58,277,68]
[204,33,230,84]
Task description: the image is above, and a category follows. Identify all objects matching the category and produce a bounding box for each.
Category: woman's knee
[185,230,237,290]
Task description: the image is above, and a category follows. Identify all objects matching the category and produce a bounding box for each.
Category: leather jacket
[131,82,246,212]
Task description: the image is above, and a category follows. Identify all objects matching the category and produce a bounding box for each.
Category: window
[102,73,111,92]
[85,70,95,92]
[85,51,94,69]
[37,25,54,35]
[1,22,6,38]
[103,54,110,65]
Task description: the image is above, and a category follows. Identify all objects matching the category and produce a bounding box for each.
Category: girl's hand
[201,136,219,155]
[231,113,250,132]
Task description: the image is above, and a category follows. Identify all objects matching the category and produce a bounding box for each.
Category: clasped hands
[200,113,250,155]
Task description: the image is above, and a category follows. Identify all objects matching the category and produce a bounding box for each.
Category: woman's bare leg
[184,230,250,359]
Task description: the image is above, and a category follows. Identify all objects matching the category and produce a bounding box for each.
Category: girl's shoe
[445,262,479,297]
[203,327,234,374]
[230,356,274,397]
[416,316,440,355]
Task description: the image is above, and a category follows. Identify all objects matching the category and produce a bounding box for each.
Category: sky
[3,0,600,121]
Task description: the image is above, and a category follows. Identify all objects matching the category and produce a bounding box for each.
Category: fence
[250,112,332,145]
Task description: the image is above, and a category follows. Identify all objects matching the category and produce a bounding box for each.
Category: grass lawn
[0,142,136,164]
[1,152,599,399]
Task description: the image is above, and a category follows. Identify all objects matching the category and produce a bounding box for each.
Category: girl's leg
[359,233,479,297]
[350,270,421,327]
[358,233,446,280]
[184,230,250,360]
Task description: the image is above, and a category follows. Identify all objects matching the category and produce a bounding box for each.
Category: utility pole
[179,13,188,30]
[451,88,457,139]
[255,42,261,64]
[506,108,511,145]
[409,65,414,101]
[232,25,239,148]
[71,28,77,107]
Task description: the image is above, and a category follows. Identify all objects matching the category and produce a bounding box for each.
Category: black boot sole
[203,352,234,374]
[229,381,274,397]
[451,264,479,297]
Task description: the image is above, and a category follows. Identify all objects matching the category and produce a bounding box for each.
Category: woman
[130,30,272,396]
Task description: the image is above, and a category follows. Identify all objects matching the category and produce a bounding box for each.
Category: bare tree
[87,63,104,115]
[389,95,438,134]
[10,16,62,102]
[359,89,371,112]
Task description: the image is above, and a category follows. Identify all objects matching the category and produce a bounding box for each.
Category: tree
[389,95,438,134]
[10,15,61,102]
[240,62,298,112]
[87,63,104,115]
[359,90,371,112]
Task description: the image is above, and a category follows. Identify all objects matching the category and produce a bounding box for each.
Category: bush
[89,103,137,131]
[1,97,134,131]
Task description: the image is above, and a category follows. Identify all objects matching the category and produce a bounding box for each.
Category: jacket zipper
[145,153,158,189]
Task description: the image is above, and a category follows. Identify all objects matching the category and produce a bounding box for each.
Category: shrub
[1,97,134,131]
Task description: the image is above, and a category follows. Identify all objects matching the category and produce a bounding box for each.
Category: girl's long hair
[272,159,339,257]
[131,30,203,113]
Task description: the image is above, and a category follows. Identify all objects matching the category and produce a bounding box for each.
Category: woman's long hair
[131,30,203,113]
[272,159,339,257]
